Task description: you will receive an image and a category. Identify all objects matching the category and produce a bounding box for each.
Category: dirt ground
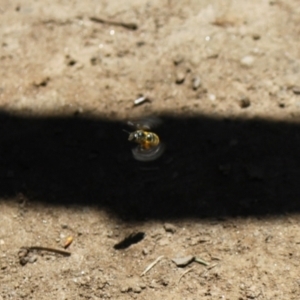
[1,0,300,299]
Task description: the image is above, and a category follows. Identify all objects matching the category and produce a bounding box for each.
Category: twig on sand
[207,263,218,270]
[194,257,210,266]
[90,17,138,30]
[18,246,71,266]
[133,96,151,106]
[141,255,164,277]
[26,246,71,256]
[178,267,194,283]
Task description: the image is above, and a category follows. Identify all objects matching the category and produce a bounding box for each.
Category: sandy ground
[1,0,300,299]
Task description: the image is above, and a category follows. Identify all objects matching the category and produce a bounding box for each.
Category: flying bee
[128,130,160,149]
[125,117,165,162]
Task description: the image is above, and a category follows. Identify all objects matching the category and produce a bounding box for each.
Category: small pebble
[192,76,202,90]
[240,55,255,68]
[133,286,142,293]
[136,41,145,47]
[142,248,149,255]
[239,96,251,108]
[173,55,184,65]
[158,278,169,286]
[64,236,73,249]
[120,286,131,293]
[27,255,38,264]
[20,256,29,266]
[208,94,216,101]
[33,77,50,87]
[163,223,176,233]
[18,248,29,258]
[90,56,101,65]
[292,86,300,95]
[172,255,194,267]
[175,71,186,84]
[252,33,261,40]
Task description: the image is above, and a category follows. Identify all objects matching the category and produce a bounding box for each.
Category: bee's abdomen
[142,132,160,149]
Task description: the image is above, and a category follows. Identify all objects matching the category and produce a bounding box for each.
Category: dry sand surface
[1,0,300,299]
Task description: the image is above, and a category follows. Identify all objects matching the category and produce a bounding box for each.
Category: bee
[125,117,165,162]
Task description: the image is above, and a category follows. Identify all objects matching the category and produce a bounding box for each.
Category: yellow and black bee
[125,117,165,161]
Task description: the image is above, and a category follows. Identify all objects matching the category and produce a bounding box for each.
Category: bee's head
[128,130,144,142]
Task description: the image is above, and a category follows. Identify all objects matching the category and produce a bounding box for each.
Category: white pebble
[208,94,216,101]
[172,255,194,267]
[240,55,255,67]
[192,76,202,90]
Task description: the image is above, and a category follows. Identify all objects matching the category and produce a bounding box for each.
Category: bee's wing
[127,116,162,130]
[132,143,165,162]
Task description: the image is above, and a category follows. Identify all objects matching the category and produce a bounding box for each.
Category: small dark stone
[239,96,251,108]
